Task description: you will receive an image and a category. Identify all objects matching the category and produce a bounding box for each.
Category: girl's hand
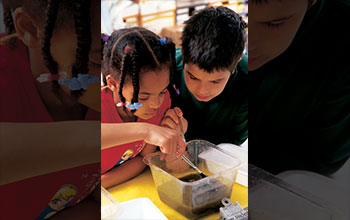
[160,107,188,135]
[164,152,190,172]
[144,124,186,156]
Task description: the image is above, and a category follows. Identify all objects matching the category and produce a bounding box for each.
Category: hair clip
[160,37,167,46]
[126,103,143,110]
[124,46,132,52]
[37,72,67,83]
[116,102,142,110]
[58,74,98,90]
[116,102,129,107]
[103,35,109,42]
[173,84,180,95]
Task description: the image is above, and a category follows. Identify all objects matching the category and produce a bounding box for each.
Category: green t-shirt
[169,48,248,145]
[249,0,350,175]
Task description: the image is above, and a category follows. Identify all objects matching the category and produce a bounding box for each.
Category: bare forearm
[101,156,147,188]
[101,123,149,149]
[0,121,100,185]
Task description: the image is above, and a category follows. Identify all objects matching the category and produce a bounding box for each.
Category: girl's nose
[149,96,161,109]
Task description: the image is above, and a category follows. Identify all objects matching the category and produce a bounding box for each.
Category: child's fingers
[160,117,177,131]
[176,138,186,157]
[173,107,183,118]
[160,153,166,161]
[164,109,179,124]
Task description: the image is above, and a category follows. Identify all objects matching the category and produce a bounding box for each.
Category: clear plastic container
[249,165,348,220]
[143,140,242,219]
[101,187,123,220]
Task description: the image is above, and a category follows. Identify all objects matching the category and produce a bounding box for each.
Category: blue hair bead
[160,37,167,46]
[125,103,143,110]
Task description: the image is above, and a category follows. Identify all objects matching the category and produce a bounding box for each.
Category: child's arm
[102,122,186,155]
[101,156,146,188]
[0,121,100,185]
[101,144,157,188]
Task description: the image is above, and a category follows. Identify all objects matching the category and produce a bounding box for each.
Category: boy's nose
[197,83,209,95]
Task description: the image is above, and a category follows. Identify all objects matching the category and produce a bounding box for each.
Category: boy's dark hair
[101,27,175,111]
[2,0,92,99]
[181,6,247,73]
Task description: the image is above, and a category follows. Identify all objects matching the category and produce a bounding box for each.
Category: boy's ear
[106,75,119,92]
[310,0,318,6]
[308,0,318,9]
[13,7,41,48]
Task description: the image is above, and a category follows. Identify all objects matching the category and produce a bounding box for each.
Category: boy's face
[248,0,314,71]
[184,63,231,102]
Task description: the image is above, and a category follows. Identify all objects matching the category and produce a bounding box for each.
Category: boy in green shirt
[249,0,350,175]
[161,6,248,145]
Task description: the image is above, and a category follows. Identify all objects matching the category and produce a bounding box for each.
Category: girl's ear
[13,7,41,48]
[106,75,119,92]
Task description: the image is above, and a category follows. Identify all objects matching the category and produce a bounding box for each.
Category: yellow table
[108,167,247,220]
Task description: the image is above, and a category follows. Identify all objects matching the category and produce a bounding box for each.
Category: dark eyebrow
[187,71,198,79]
[188,70,225,82]
[140,85,168,95]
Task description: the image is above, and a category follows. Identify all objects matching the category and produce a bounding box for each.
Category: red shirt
[101,88,171,174]
[0,35,100,220]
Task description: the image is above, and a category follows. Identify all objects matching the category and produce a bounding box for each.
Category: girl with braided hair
[100,27,187,188]
[0,0,100,219]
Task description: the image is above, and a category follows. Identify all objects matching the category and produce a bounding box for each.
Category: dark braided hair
[41,0,60,91]
[2,0,93,99]
[101,27,175,112]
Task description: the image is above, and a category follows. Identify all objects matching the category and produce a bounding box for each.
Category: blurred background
[101,0,248,49]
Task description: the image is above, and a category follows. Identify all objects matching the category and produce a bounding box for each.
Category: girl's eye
[160,89,168,94]
[139,97,149,101]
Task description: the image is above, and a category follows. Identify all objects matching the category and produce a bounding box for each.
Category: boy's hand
[160,107,188,135]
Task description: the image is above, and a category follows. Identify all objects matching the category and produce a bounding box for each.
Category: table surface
[108,167,248,220]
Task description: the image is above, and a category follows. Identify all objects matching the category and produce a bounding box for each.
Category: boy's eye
[211,80,221,84]
[189,74,198,80]
[263,20,284,28]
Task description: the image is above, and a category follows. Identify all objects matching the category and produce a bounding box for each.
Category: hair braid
[130,52,140,107]
[2,4,17,48]
[134,30,160,67]
[70,0,92,99]
[3,5,16,34]
[118,52,129,105]
[72,0,91,78]
[164,37,176,81]
[41,0,60,76]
